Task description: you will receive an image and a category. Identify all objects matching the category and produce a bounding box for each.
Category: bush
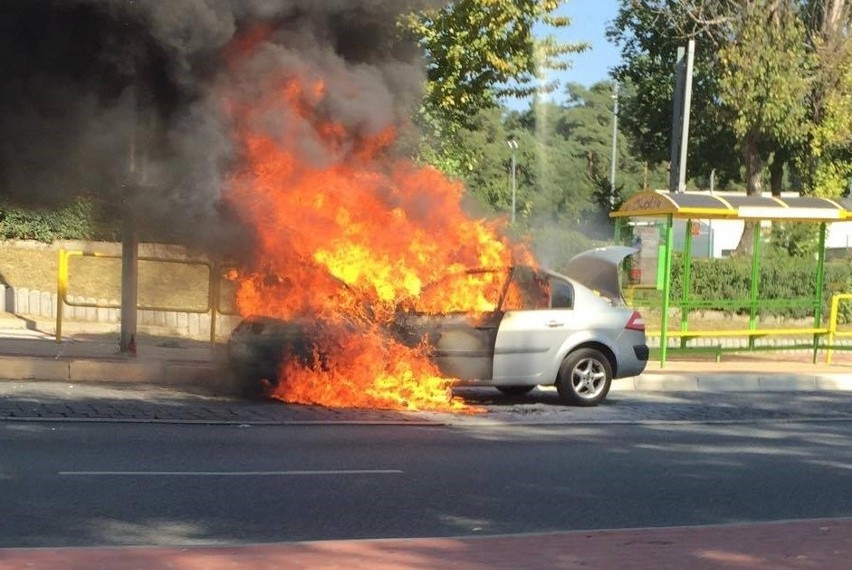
[0,198,116,243]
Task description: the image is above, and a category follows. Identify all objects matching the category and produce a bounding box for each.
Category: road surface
[2,418,852,548]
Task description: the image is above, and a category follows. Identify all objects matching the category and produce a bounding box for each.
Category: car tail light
[625,311,645,331]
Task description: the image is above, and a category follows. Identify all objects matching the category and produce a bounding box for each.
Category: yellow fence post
[209,263,220,345]
[55,249,68,343]
[826,293,852,365]
[826,295,839,364]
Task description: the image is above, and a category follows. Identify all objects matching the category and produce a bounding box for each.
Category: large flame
[223,35,532,412]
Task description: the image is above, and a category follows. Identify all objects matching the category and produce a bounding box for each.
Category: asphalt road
[2,419,852,548]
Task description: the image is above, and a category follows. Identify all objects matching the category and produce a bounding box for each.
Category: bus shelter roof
[611,190,852,222]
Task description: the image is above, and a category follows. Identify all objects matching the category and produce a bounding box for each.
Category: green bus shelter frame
[611,190,852,367]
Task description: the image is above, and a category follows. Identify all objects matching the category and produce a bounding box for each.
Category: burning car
[228,246,648,407]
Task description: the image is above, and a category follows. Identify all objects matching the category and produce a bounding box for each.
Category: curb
[0,354,237,394]
[5,414,852,428]
[1,354,852,394]
[0,417,442,427]
[611,372,852,392]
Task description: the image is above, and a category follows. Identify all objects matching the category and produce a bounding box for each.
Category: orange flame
[223,40,532,413]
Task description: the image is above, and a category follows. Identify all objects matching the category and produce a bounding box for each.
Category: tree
[450,106,518,213]
[609,0,815,254]
[402,0,587,178]
[799,0,852,196]
[608,2,741,187]
[718,1,813,253]
[403,1,587,129]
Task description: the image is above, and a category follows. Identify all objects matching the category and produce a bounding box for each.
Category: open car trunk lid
[561,246,637,303]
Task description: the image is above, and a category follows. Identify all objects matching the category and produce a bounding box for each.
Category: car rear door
[491,268,578,383]
[392,269,508,381]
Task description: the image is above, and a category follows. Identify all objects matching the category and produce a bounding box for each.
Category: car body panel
[492,308,575,383]
[484,274,642,386]
[227,247,649,399]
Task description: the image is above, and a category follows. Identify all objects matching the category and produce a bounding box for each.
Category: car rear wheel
[556,348,612,406]
[496,385,535,396]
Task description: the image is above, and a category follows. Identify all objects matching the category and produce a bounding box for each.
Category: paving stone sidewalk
[0,381,432,424]
[4,381,852,425]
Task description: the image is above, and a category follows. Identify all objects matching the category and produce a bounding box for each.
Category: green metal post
[813,222,827,363]
[659,215,675,367]
[614,217,623,244]
[680,220,694,349]
[748,223,762,350]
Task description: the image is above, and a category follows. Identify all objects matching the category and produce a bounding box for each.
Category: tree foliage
[402,0,587,131]
[610,0,852,197]
[608,0,851,254]
[445,82,667,240]
[799,0,852,196]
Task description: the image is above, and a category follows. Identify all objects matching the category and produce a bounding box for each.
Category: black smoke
[0,0,441,250]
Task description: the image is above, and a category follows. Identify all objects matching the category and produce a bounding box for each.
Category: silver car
[228,246,648,406]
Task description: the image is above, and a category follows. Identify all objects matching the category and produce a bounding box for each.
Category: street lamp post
[507,139,518,223]
[610,82,619,209]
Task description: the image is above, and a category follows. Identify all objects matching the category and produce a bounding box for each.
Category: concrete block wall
[0,284,241,340]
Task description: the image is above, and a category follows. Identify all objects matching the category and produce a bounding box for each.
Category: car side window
[550,278,574,309]
[412,270,508,314]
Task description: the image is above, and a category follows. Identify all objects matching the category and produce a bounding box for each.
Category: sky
[558,0,621,84]
[542,0,622,100]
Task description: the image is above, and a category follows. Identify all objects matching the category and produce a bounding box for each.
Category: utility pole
[610,82,619,208]
[669,39,695,193]
[119,101,140,356]
[507,139,519,223]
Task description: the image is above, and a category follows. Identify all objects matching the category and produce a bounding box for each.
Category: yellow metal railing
[56,250,236,344]
[636,292,850,364]
[645,327,829,339]
[826,293,852,364]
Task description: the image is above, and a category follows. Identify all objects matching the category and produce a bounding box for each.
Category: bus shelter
[611,190,852,366]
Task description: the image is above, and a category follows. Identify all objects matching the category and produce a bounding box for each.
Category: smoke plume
[0,0,441,251]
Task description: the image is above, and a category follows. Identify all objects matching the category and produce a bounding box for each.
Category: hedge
[0,199,105,242]
[663,253,852,323]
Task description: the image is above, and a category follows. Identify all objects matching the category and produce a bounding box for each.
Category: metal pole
[507,139,518,223]
[610,82,619,208]
[680,219,694,349]
[813,223,827,363]
[748,224,762,351]
[119,220,138,355]
[669,46,685,192]
[659,215,675,368]
[209,264,220,345]
[677,40,695,193]
[119,107,140,355]
[55,250,67,343]
[669,40,695,193]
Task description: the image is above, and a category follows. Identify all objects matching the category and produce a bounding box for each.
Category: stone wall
[0,283,241,340]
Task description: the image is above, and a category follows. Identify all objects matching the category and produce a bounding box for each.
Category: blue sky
[546,0,622,97]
